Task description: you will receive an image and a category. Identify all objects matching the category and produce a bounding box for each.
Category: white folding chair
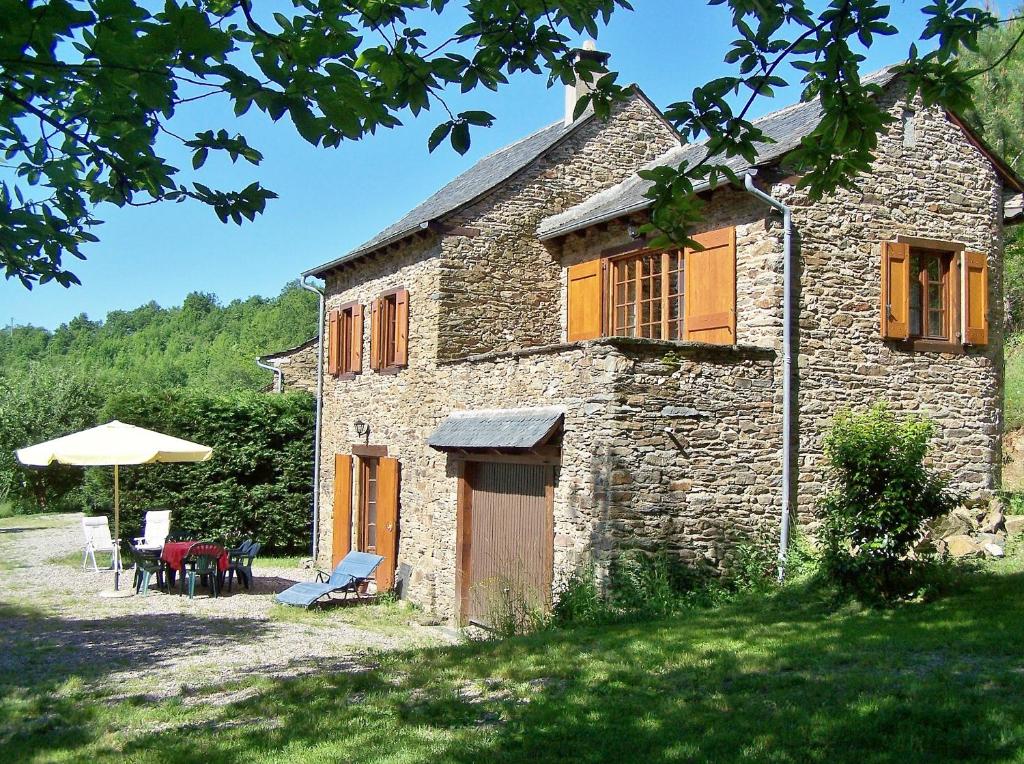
[133,509,171,550]
[82,516,117,573]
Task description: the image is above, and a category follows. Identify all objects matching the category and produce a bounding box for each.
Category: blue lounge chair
[275,551,385,608]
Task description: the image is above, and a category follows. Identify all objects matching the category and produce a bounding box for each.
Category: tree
[0,363,103,512]
[958,4,1024,173]
[0,1,1018,288]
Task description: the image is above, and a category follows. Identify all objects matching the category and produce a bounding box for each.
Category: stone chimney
[564,41,611,126]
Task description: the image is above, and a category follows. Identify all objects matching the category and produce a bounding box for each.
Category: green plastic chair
[180,542,226,599]
[129,546,165,596]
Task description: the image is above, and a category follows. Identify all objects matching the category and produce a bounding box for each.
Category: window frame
[891,240,965,353]
[604,247,686,342]
[371,286,408,374]
[336,301,362,380]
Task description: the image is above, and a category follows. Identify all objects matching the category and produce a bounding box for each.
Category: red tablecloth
[160,541,229,573]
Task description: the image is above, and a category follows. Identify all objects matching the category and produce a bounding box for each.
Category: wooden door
[460,462,553,627]
[332,454,353,567]
[358,456,399,591]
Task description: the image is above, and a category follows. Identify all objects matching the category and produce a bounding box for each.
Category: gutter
[743,171,794,582]
[300,276,326,561]
[255,357,283,393]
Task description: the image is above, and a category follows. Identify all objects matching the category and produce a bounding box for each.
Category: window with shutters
[609,250,685,340]
[565,226,736,345]
[328,302,363,378]
[370,288,409,372]
[880,239,989,349]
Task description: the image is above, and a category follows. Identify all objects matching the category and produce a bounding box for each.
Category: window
[908,249,952,340]
[359,457,378,553]
[370,288,409,371]
[566,226,736,345]
[880,240,989,347]
[327,302,363,378]
[609,250,684,340]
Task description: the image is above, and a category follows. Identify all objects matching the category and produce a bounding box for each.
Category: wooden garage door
[464,462,552,627]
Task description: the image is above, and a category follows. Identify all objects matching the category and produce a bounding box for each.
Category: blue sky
[2,0,937,330]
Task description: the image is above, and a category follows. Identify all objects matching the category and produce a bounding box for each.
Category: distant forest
[0,281,317,393]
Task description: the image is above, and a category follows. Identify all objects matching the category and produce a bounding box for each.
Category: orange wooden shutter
[369,299,382,370]
[376,457,400,591]
[332,454,353,566]
[350,304,364,373]
[394,289,409,367]
[684,227,736,344]
[567,258,603,341]
[880,242,910,339]
[963,250,989,345]
[327,309,340,376]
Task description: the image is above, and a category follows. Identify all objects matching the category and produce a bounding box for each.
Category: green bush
[0,364,103,514]
[819,402,961,604]
[550,557,612,627]
[84,390,314,553]
[728,525,818,591]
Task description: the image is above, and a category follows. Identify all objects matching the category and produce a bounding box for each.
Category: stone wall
[437,92,680,359]
[261,338,318,394]
[777,84,1005,518]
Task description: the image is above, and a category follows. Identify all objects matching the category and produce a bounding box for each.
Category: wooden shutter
[684,227,736,345]
[332,454,353,566]
[369,299,382,370]
[376,457,400,591]
[394,289,409,367]
[880,242,910,340]
[349,304,364,373]
[567,258,603,341]
[963,250,989,345]
[327,309,340,376]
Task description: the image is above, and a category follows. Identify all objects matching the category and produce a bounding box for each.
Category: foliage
[0,280,316,393]
[549,556,609,627]
[0,363,103,513]
[1,2,1014,287]
[728,524,818,591]
[83,389,314,553]
[818,402,962,603]
[0,0,630,286]
[957,5,1024,174]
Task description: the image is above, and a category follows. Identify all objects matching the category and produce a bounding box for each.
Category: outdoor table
[160,541,229,580]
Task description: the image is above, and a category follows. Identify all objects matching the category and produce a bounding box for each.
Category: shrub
[818,402,961,603]
[0,364,103,514]
[728,525,818,591]
[84,389,314,553]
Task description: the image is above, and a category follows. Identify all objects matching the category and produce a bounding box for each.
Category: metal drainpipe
[743,171,793,582]
[255,357,283,393]
[301,276,326,562]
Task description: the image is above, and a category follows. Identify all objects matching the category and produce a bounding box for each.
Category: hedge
[85,390,314,554]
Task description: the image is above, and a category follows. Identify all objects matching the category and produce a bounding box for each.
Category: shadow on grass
[0,600,278,755]
[76,567,1024,763]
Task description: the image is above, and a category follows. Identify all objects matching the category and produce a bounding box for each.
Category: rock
[975,532,1005,549]
[1005,515,1024,537]
[945,535,985,559]
[984,543,1005,558]
[930,508,977,539]
[980,509,1005,534]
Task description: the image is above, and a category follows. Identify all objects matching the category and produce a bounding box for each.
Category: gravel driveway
[0,513,456,701]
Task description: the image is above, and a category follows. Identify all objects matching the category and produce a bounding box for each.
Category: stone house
[279,58,1023,625]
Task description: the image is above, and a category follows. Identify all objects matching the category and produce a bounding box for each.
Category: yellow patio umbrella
[17,421,213,594]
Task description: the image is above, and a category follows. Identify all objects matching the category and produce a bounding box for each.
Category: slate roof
[537,67,901,240]
[304,115,594,276]
[426,407,564,450]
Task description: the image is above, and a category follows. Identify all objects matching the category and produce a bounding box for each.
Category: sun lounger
[275,551,384,608]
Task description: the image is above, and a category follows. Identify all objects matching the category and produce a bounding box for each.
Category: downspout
[255,357,283,393]
[301,276,326,562]
[743,171,793,582]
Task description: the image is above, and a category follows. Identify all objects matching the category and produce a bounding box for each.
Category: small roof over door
[426,408,564,451]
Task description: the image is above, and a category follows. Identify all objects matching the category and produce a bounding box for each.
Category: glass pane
[926,256,940,281]
[928,284,942,310]
[928,310,944,338]
[908,253,923,336]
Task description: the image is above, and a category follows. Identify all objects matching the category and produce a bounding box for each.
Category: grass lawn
[1007,340,1024,430]
[5,552,1024,762]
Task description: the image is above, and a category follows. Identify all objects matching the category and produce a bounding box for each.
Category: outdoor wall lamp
[353,420,369,438]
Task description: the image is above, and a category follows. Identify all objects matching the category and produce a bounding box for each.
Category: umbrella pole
[113,464,120,590]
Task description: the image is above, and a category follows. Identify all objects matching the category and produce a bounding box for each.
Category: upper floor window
[328,302,363,378]
[567,226,736,346]
[370,288,409,371]
[881,239,988,347]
